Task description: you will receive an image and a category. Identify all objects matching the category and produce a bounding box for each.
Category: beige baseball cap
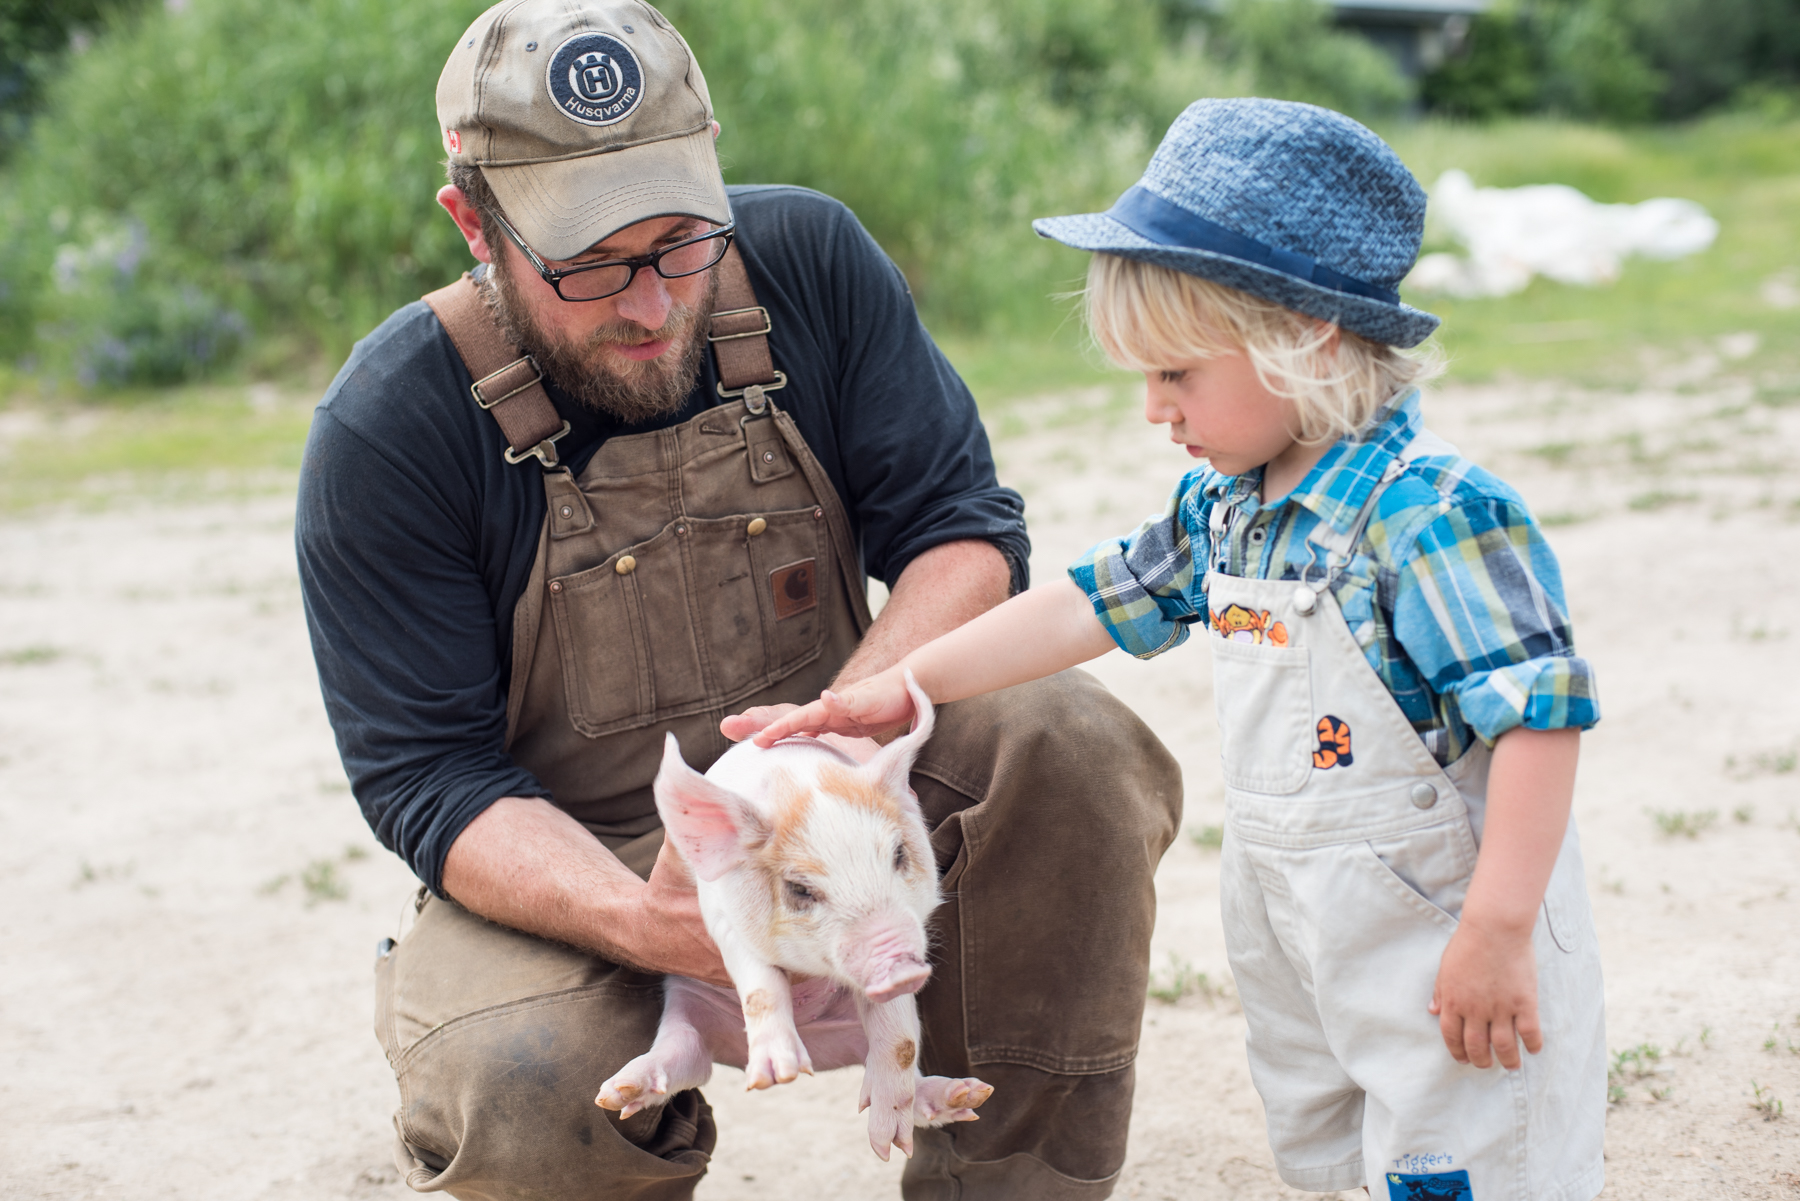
[436,0,730,262]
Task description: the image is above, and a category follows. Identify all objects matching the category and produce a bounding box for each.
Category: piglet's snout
[844,925,931,1004]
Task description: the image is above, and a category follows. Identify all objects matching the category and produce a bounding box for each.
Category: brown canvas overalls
[373,250,1182,1200]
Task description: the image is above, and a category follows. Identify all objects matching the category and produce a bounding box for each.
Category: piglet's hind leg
[912,1074,994,1126]
[596,981,716,1118]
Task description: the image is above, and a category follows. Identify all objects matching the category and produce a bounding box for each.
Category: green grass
[4,113,1795,506]
[0,384,314,513]
[961,112,1800,399]
[1386,114,1800,385]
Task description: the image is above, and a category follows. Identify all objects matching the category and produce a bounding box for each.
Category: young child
[752,99,1606,1201]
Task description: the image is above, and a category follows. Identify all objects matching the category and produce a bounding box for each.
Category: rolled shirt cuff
[1449,653,1601,745]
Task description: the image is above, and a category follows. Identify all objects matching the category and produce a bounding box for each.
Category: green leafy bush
[0,0,487,380]
[1210,0,1413,118]
[1422,0,1800,123]
[0,0,1414,387]
[0,0,151,159]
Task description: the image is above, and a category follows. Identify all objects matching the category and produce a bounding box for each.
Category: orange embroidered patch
[1312,715,1353,769]
[1211,602,1287,646]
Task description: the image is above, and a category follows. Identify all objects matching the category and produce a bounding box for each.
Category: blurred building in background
[1329,0,1488,77]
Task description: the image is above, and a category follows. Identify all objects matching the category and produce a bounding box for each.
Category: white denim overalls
[1203,431,1607,1201]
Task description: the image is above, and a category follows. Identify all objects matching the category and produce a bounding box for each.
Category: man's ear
[437,184,494,265]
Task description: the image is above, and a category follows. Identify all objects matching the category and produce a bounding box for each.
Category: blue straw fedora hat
[1034,98,1439,348]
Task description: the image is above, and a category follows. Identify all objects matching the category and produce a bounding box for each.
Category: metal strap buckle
[706,306,772,343]
[717,370,788,417]
[502,420,571,469]
[470,355,543,410]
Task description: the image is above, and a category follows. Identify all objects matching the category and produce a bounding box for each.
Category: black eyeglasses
[491,210,736,302]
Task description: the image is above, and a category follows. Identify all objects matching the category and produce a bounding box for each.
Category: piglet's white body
[596,677,993,1160]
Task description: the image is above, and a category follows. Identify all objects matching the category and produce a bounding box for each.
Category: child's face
[1141,350,1300,478]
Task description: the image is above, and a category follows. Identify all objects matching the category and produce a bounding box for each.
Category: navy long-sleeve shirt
[296,185,1029,894]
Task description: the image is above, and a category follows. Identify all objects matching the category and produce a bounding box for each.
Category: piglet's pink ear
[654,734,768,882]
[864,670,936,806]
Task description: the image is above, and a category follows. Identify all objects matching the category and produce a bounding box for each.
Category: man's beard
[481,249,717,425]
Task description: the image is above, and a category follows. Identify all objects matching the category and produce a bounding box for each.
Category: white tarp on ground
[1407,169,1719,299]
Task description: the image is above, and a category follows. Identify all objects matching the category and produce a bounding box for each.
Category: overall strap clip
[709,243,783,414]
[423,273,568,471]
[1295,451,1411,612]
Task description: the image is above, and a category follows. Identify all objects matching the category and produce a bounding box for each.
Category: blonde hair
[1084,254,1443,445]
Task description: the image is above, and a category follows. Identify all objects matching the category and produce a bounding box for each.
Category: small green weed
[1189,824,1224,850]
[1526,441,1581,467]
[1751,1080,1785,1121]
[300,859,347,904]
[260,845,369,904]
[1648,808,1719,838]
[1608,1043,1669,1105]
[72,859,134,889]
[0,644,62,667]
[1612,1043,1664,1080]
[1147,954,1220,1005]
[1628,490,1698,512]
[1734,805,1756,824]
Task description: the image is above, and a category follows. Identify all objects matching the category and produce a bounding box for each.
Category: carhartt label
[770,559,818,620]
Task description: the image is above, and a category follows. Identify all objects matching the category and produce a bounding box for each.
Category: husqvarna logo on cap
[547,32,644,126]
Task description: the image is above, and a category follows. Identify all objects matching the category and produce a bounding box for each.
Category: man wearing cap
[296,2,1179,1198]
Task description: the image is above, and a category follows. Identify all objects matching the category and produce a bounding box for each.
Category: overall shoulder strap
[423,273,569,468]
[707,243,785,409]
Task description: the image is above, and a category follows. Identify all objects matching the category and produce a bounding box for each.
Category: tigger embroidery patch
[1312,715,1353,769]
[1210,602,1288,646]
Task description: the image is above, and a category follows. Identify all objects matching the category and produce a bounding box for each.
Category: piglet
[595,672,993,1160]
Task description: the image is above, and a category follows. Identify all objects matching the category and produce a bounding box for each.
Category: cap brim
[484,127,731,262]
[1034,212,1440,349]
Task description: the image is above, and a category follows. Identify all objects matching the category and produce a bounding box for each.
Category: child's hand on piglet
[749,665,918,747]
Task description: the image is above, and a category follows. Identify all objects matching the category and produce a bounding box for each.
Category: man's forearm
[440,795,729,985]
[833,538,1013,687]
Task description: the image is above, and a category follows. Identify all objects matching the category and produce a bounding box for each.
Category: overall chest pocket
[1210,637,1315,795]
[548,506,831,738]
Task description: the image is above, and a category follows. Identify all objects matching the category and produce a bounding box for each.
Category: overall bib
[1206,437,1606,1201]
[369,250,1184,1201]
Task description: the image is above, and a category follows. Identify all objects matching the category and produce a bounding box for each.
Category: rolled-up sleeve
[1392,495,1600,744]
[1067,470,1211,659]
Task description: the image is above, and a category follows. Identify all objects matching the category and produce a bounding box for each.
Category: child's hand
[749,666,917,747]
[1428,919,1541,1070]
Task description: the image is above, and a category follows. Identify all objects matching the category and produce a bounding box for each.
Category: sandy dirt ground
[3,368,1799,1200]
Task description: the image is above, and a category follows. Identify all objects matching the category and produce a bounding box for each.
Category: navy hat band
[1106,186,1400,307]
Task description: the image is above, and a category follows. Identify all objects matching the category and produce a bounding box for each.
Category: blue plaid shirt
[1067,392,1599,764]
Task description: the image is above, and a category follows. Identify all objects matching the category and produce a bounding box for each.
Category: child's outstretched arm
[1429,725,1580,1070]
[751,579,1116,746]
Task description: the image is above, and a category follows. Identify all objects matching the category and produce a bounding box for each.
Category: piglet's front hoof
[744,1025,814,1091]
[596,1063,670,1120]
[913,1075,994,1126]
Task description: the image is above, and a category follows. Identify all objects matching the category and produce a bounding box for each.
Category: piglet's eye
[784,879,819,907]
